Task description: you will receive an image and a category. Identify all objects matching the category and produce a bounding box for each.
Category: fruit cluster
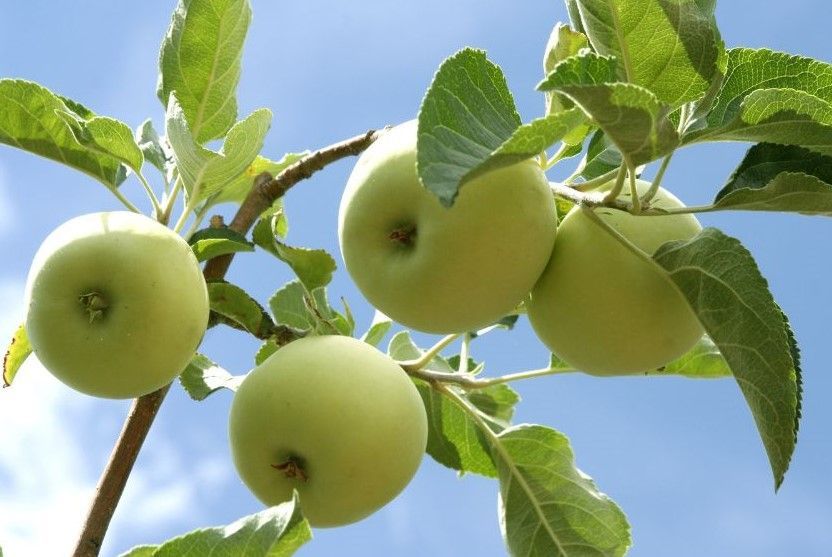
[23,120,701,529]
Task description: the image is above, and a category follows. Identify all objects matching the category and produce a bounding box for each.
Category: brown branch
[71,127,385,557]
[203,128,386,278]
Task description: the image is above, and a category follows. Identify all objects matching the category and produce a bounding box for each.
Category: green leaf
[653,228,801,488]
[360,311,393,347]
[189,226,254,261]
[548,92,678,166]
[252,219,336,292]
[179,353,242,401]
[203,152,307,209]
[269,281,314,331]
[58,113,144,174]
[136,119,171,174]
[705,48,832,129]
[119,547,155,557]
[569,0,723,106]
[119,494,310,557]
[166,95,272,204]
[157,0,252,143]
[712,143,832,214]
[548,352,574,372]
[208,281,276,339]
[479,109,586,174]
[543,23,590,116]
[690,49,832,150]
[576,130,623,180]
[387,332,497,477]
[690,87,832,151]
[255,340,280,365]
[417,48,522,206]
[466,384,520,424]
[652,335,731,378]
[308,288,353,337]
[0,79,126,188]
[495,425,631,557]
[538,50,619,90]
[3,324,31,387]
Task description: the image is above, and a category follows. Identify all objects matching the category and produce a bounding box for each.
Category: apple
[228,335,427,528]
[527,181,704,375]
[24,211,209,398]
[338,120,557,334]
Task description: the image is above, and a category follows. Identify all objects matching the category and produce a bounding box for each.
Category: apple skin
[24,211,209,398]
[527,182,704,375]
[228,335,427,528]
[338,120,557,334]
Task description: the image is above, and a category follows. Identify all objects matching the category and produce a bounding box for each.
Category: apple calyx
[272,456,309,482]
[79,291,109,323]
[389,225,417,247]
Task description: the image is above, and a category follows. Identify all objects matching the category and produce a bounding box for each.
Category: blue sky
[0,1,830,556]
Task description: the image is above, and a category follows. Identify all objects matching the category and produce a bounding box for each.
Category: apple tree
[1,0,828,555]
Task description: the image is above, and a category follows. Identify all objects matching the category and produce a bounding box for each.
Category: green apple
[24,211,209,398]
[338,120,557,334]
[228,335,427,528]
[527,181,704,375]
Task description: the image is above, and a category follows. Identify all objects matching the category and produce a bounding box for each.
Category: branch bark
[71,127,385,557]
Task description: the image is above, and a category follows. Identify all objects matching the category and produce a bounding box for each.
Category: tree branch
[203,128,386,279]
[71,127,385,557]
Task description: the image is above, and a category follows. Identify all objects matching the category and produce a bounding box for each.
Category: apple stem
[272,457,309,482]
[389,226,417,247]
[79,292,109,323]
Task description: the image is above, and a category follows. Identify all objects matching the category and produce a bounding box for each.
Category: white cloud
[0,279,235,556]
[0,280,97,556]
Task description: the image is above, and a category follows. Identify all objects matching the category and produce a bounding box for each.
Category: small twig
[405,366,572,390]
[71,127,385,557]
[398,334,461,373]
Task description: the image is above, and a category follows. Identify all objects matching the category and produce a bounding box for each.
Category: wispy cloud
[0,279,235,556]
[0,280,97,556]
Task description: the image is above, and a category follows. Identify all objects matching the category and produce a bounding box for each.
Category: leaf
[166,95,272,204]
[653,335,731,378]
[255,340,280,366]
[705,48,832,130]
[653,228,801,488]
[543,23,590,116]
[119,494,310,557]
[157,0,252,143]
[569,0,723,106]
[189,226,254,261]
[548,86,678,165]
[3,324,31,387]
[203,152,307,209]
[136,119,171,173]
[251,219,336,292]
[387,332,497,477]
[538,50,619,90]
[208,281,276,339]
[690,49,832,150]
[479,109,586,174]
[690,87,832,152]
[58,113,145,174]
[360,311,393,347]
[576,130,623,180]
[467,384,520,424]
[0,79,126,188]
[495,425,631,557]
[712,143,832,214]
[179,353,242,401]
[417,48,521,206]
[269,281,314,331]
